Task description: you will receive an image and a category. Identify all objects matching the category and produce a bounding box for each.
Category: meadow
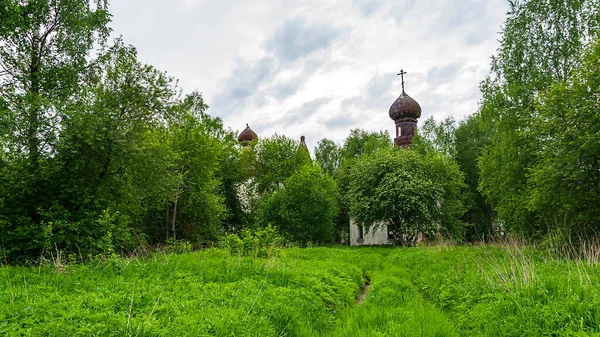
[1,245,600,336]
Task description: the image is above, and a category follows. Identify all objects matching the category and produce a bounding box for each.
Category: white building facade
[349,219,392,246]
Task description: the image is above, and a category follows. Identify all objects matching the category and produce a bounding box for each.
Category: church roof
[238,124,258,146]
[389,91,422,121]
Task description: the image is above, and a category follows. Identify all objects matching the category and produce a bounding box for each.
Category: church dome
[389,91,422,121]
[238,124,258,146]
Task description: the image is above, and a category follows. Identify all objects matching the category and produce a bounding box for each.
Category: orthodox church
[236,71,421,246]
[349,71,422,245]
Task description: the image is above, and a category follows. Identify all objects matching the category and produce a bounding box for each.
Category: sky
[109,0,509,149]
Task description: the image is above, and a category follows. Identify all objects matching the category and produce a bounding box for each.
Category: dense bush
[259,165,339,245]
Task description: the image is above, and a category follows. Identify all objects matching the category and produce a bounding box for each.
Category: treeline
[1,0,600,262]
[418,0,600,244]
[0,1,247,261]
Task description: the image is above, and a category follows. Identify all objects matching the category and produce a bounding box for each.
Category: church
[349,70,422,245]
[237,71,421,246]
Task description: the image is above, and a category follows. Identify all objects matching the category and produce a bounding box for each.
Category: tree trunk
[28,30,41,173]
[165,202,170,241]
[171,185,180,241]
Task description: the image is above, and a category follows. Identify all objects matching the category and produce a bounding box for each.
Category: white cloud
[109,0,508,149]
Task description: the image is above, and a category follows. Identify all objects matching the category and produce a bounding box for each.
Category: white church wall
[349,219,391,246]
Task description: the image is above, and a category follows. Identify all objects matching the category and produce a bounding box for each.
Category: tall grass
[2,245,600,336]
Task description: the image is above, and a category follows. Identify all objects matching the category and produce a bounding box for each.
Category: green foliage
[260,165,339,244]
[346,148,466,245]
[415,115,496,241]
[161,98,227,243]
[478,0,600,236]
[165,238,193,254]
[0,0,243,259]
[243,134,311,195]
[340,129,392,161]
[417,115,457,157]
[314,138,342,176]
[222,225,284,257]
[330,129,394,242]
[0,0,113,261]
[527,40,600,232]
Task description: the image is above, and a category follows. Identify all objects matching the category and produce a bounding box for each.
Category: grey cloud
[283,97,333,125]
[389,0,416,23]
[270,74,309,100]
[265,16,342,62]
[367,72,396,98]
[426,62,464,86]
[434,0,487,31]
[419,88,480,119]
[211,56,276,112]
[424,0,499,45]
[329,72,399,130]
[211,15,344,117]
[352,0,386,16]
[340,72,397,112]
[323,114,361,130]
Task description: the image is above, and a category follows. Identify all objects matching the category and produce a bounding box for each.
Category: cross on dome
[397,69,407,93]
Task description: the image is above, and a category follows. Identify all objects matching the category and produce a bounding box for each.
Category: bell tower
[389,70,422,147]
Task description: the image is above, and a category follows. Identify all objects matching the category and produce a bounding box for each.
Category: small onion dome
[389,91,422,121]
[238,124,257,146]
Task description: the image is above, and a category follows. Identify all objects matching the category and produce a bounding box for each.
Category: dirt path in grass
[354,274,371,305]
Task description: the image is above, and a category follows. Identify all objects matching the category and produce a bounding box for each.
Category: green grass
[1,245,600,336]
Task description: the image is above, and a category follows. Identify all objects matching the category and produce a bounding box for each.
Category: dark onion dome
[389,91,422,120]
[238,124,257,146]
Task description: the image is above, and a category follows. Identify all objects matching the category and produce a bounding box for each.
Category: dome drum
[394,118,417,147]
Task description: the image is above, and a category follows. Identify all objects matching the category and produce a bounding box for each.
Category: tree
[418,116,457,158]
[346,148,466,245]
[259,165,338,244]
[164,107,225,243]
[0,0,113,259]
[415,115,496,241]
[243,134,310,195]
[340,129,392,161]
[528,39,600,234]
[0,0,110,185]
[453,114,495,241]
[478,0,600,236]
[314,138,341,176]
[31,42,181,255]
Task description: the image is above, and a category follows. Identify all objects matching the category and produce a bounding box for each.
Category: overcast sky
[109,0,509,148]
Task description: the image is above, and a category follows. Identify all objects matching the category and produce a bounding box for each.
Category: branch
[0,61,17,78]
[38,16,61,60]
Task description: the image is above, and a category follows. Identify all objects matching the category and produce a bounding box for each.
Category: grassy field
[1,245,600,336]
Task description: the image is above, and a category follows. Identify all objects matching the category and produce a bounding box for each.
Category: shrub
[223,225,284,257]
[165,238,193,254]
[259,165,338,245]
